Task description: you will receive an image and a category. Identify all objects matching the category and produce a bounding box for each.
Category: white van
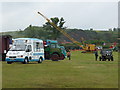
[6,38,44,64]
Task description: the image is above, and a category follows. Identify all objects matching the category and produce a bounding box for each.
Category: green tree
[43,17,65,40]
[24,25,35,38]
[24,25,48,39]
[90,28,93,31]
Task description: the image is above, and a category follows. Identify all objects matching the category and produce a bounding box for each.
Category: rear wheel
[51,54,59,61]
[38,58,43,63]
[7,62,12,64]
[60,54,65,60]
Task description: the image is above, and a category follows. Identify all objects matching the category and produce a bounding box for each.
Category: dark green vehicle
[99,49,114,61]
[44,40,65,61]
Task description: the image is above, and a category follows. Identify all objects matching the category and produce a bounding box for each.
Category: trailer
[0,35,12,61]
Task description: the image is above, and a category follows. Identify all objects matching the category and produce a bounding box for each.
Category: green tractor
[44,40,66,61]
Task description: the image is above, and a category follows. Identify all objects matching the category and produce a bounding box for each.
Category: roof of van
[15,38,43,41]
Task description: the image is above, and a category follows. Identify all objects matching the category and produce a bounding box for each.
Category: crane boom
[37,12,83,48]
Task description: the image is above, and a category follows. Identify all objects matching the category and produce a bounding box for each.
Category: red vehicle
[0,35,12,61]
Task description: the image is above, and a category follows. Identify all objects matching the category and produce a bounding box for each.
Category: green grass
[2,51,118,88]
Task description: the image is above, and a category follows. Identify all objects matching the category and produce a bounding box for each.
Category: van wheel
[7,62,12,64]
[23,58,28,64]
[38,58,42,63]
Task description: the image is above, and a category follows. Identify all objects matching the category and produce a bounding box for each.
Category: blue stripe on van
[6,58,24,62]
[33,53,44,55]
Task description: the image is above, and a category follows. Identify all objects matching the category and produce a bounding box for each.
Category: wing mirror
[26,49,30,52]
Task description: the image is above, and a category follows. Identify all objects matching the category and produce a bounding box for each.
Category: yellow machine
[80,37,96,52]
[84,44,96,51]
[37,12,95,52]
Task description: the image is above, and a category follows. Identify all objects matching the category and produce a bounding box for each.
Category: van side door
[26,45,32,60]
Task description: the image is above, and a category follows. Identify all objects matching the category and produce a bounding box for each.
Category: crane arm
[37,12,83,48]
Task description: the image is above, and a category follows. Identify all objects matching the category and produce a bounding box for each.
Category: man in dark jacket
[94,50,98,61]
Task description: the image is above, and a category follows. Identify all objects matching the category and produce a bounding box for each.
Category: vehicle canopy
[100,49,112,56]
[45,40,58,45]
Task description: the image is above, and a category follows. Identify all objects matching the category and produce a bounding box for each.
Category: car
[96,46,103,50]
[99,49,114,61]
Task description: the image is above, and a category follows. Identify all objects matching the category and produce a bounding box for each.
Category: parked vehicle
[96,46,103,50]
[99,49,114,61]
[0,35,12,61]
[6,38,44,64]
[44,40,65,61]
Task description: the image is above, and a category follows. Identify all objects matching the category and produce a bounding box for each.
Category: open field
[2,51,118,88]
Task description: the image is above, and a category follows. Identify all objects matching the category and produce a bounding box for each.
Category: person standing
[94,50,98,61]
[67,50,71,60]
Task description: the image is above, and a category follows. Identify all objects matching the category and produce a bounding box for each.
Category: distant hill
[57,29,118,44]
[1,26,118,45]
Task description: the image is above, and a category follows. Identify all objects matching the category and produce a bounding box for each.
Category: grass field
[2,51,118,88]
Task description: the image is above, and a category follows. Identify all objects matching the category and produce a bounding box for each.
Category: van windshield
[10,44,26,51]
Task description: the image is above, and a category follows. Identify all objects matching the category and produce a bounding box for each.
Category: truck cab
[6,38,44,64]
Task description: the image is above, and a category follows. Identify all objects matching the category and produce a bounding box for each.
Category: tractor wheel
[60,54,65,60]
[51,54,59,61]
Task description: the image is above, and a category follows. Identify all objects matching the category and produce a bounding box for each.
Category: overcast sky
[0,0,119,32]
